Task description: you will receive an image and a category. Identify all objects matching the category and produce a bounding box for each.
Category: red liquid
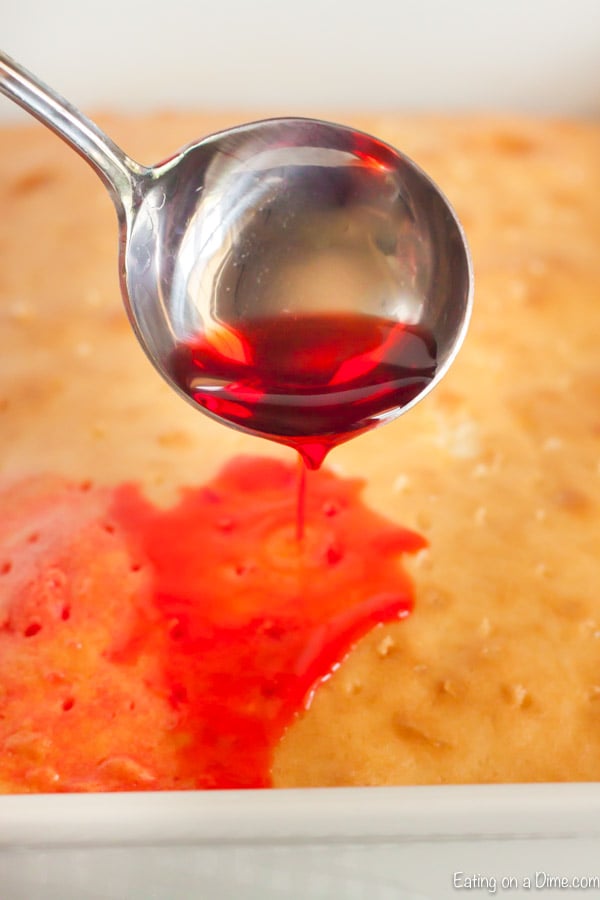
[296,456,307,542]
[0,458,425,791]
[169,313,438,470]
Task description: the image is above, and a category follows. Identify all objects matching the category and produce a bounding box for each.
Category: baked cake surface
[0,113,599,788]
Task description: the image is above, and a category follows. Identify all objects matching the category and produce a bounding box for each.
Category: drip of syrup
[296,455,307,542]
[170,311,437,542]
[169,312,438,470]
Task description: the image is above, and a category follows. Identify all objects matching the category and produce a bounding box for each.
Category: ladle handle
[0,50,142,216]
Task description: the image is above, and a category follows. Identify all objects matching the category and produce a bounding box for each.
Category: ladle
[0,51,472,464]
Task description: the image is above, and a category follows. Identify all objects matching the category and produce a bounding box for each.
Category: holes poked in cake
[233,560,256,578]
[393,717,451,750]
[436,677,467,701]
[490,130,538,157]
[215,516,235,533]
[500,683,533,710]
[168,618,187,641]
[324,543,344,566]
[96,756,156,787]
[169,683,188,707]
[421,585,453,612]
[8,166,61,196]
[3,729,52,762]
[23,766,61,790]
[2,564,73,635]
[156,429,194,449]
[551,486,591,517]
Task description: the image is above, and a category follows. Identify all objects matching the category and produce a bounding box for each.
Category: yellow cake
[1,113,599,788]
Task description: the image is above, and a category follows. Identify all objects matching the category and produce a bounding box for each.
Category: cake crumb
[376,635,395,658]
[502,683,531,708]
[344,678,363,696]
[392,473,410,493]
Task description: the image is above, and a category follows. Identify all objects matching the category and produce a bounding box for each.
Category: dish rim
[2,783,599,847]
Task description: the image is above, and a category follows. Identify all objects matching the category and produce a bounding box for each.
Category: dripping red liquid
[296,456,307,542]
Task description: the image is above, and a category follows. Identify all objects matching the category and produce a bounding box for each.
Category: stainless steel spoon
[0,51,472,457]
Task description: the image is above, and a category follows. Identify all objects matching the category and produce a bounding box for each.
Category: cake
[0,113,599,791]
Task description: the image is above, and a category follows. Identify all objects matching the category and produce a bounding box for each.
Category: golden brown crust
[1,113,600,785]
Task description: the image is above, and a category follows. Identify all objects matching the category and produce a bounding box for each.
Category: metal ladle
[0,51,472,455]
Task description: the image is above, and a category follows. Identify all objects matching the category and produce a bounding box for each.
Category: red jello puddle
[0,456,425,791]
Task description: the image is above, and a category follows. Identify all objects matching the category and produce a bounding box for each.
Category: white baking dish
[1,785,600,899]
[2,0,599,116]
[1,4,599,899]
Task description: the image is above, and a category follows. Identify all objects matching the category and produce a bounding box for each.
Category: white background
[2,0,600,118]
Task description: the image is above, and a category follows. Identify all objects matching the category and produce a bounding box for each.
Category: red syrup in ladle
[169,311,437,538]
